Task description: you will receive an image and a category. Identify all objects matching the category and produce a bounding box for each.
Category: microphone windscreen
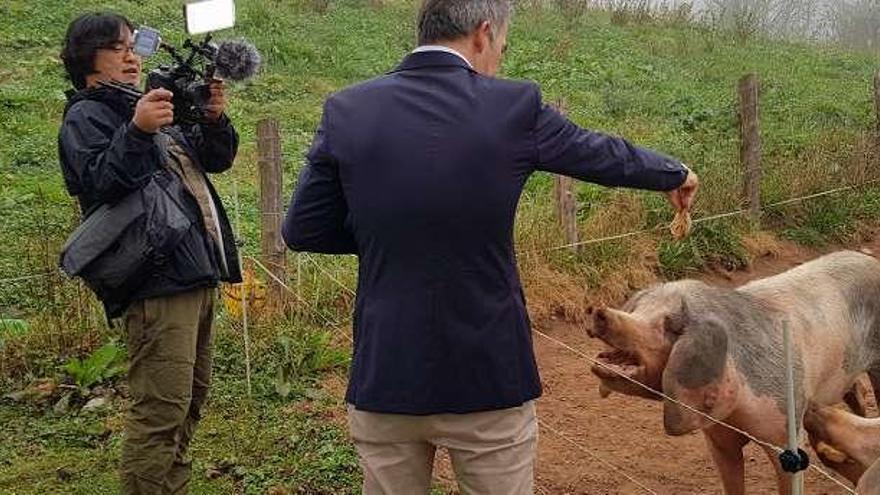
[214,39,261,81]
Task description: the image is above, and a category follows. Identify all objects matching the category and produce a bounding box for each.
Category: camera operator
[59,12,241,494]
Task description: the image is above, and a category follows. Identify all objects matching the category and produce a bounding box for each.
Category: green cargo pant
[120,288,215,495]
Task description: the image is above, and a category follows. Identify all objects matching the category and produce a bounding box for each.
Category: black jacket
[58,87,242,317]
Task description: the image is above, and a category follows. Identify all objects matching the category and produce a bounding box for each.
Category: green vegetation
[62,341,126,393]
[3,0,880,492]
[1,325,360,494]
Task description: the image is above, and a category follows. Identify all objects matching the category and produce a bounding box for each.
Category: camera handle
[97,80,144,107]
[160,43,188,70]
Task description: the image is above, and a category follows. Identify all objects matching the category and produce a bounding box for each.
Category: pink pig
[587,250,880,494]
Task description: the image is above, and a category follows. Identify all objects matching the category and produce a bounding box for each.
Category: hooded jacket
[58,86,242,317]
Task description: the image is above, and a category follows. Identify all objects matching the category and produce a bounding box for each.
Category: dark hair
[60,12,134,90]
[417,0,511,45]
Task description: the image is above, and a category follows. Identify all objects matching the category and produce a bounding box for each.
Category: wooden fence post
[739,73,762,222]
[257,119,287,312]
[554,175,579,252]
[552,98,579,252]
[873,71,880,150]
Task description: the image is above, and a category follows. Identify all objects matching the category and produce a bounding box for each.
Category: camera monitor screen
[133,27,161,57]
[185,0,236,35]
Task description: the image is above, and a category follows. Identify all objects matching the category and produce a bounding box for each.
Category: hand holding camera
[133,88,175,134]
[204,80,227,122]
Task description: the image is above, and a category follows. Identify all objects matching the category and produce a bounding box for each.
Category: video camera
[101,0,260,124]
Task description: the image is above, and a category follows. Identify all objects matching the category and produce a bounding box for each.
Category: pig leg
[844,387,868,417]
[857,458,880,495]
[844,374,878,417]
[704,425,749,495]
[869,369,880,412]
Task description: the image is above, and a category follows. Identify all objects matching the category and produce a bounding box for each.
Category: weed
[273,326,348,399]
[62,342,126,394]
[658,221,749,278]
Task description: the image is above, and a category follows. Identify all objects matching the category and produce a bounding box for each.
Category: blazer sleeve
[532,88,687,192]
[282,105,357,254]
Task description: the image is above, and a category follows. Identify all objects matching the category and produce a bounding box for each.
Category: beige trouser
[348,401,538,495]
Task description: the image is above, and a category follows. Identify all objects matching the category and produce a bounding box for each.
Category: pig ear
[661,316,730,435]
[663,298,690,336]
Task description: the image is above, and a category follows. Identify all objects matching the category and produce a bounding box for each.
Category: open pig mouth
[590,345,659,399]
[592,347,645,381]
[586,307,660,399]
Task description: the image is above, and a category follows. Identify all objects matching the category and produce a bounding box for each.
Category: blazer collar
[390,50,476,74]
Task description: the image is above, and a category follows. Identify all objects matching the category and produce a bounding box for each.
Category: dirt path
[529,239,880,494]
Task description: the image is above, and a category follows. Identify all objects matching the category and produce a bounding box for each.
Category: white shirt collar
[412,45,473,68]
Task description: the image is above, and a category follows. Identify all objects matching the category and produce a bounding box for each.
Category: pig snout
[588,306,610,338]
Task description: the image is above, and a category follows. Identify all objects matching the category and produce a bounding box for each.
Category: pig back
[739,250,880,404]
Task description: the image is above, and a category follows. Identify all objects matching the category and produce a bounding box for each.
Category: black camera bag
[59,169,192,301]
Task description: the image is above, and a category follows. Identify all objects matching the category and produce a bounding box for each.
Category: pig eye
[664,313,686,335]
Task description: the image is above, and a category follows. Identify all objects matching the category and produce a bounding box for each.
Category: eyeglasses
[99,43,137,55]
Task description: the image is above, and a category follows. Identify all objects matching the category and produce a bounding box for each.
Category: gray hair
[417,0,512,45]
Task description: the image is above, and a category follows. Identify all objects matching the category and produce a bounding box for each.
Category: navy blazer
[283,51,687,415]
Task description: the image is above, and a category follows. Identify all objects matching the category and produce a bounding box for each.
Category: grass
[657,220,750,278]
[3,0,880,492]
[0,344,361,494]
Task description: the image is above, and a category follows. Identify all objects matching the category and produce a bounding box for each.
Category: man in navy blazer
[283,1,699,493]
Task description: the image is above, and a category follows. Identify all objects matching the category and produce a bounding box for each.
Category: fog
[606,0,880,49]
